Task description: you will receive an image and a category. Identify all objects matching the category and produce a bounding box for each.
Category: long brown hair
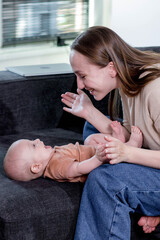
[71,26,160,119]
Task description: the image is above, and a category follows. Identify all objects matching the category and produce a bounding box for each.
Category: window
[1,0,89,47]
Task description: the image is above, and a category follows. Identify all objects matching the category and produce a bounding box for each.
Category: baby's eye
[80,75,86,79]
[33,143,36,148]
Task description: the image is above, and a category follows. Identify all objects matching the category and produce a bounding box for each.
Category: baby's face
[17,139,53,166]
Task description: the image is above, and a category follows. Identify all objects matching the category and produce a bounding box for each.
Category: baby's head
[3,139,53,181]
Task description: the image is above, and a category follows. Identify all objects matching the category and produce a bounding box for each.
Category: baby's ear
[30,163,42,174]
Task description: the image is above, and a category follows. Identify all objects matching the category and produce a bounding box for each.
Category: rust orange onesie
[43,142,96,182]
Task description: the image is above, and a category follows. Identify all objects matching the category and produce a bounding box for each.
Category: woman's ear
[108,61,117,78]
[30,163,43,174]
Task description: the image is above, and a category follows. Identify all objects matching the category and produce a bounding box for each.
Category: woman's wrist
[85,105,96,122]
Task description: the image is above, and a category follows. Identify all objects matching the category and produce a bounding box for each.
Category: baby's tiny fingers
[97,144,105,150]
[97,150,106,158]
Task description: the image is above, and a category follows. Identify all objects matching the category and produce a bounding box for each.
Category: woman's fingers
[62,99,73,108]
[62,93,75,99]
[62,91,78,98]
[61,92,77,101]
[63,106,73,113]
[61,89,93,119]
[105,141,118,148]
[106,153,118,159]
[77,88,84,95]
[109,158,120,165]
[61,92,78,108]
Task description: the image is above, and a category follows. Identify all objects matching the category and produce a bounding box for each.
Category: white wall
[110,0,160,47]
[89,0,111,27]
[0,0,2,48]
[91,0,160,47]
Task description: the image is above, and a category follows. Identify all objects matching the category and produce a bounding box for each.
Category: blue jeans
[83,121,100,141]
[74,163,160,240]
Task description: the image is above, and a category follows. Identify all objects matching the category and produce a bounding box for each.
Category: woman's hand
[104,136,129,164]
[61,89,94,119]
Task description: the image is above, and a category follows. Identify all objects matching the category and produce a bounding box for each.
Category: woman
[61,26,160,239]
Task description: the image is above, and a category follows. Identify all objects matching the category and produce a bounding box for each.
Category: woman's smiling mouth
[85,88,94,94]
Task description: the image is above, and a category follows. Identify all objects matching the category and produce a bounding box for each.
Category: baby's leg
[110,121,125,143]
[85,121,128,146]
[84,133,111,146]
[138,216,160,234]
[126,126,143,148]
[84,121,125,146]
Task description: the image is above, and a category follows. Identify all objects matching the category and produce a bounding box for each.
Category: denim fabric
[74,163,160,240]
[83,121,100,141]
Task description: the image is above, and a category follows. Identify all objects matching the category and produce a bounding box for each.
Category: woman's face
[70,50,120,100]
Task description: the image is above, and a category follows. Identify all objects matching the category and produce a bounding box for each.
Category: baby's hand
[95,143,109,163]
[104,136,128,164]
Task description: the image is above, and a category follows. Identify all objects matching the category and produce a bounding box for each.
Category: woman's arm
[104,135,160,169]
[127,147,160,169]
[61,89,129,137]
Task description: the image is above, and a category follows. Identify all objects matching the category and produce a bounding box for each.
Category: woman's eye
[33,144,36,148]
[81,76,86,79]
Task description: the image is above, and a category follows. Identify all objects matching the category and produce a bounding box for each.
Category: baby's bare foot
[138,216,160,234]
[110,121,125,143]
[127,126,143,148]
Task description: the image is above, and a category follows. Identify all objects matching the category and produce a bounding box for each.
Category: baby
[3,121,143,182]
[3,139,108,182]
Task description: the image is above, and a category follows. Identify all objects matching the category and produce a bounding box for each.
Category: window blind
[2,0,89,47]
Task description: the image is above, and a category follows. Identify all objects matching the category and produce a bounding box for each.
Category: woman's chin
[93,94,105,101]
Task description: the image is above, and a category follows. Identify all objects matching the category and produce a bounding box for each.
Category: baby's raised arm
[66,144,108,179]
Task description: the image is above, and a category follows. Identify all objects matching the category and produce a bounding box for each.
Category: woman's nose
[77,77,85,90]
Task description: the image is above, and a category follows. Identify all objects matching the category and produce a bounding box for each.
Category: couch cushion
[0,177,83,240]
[0,128,83,240]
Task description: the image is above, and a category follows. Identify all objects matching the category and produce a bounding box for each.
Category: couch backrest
[0,71,76,135]
[136,46,160,53]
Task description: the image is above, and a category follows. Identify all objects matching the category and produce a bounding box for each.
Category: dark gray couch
[0,46,160,240]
